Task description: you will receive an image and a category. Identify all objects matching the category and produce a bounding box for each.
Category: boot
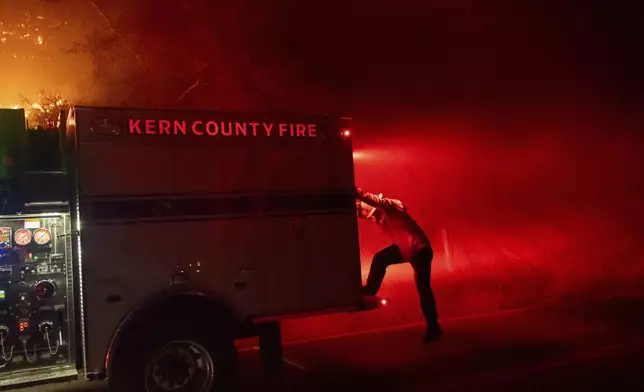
[423,322,443,344]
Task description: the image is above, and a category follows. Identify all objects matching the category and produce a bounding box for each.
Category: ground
[9,295,644,391]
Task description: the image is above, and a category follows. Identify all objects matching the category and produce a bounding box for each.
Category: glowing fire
[0,8,79,114]
[1,100,62,111]
[0,104,22,110]
[0,14,52,56]
[1,96,68,128]
[30,100,65,113]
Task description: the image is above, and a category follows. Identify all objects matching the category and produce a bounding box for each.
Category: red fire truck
[0,106,384,391]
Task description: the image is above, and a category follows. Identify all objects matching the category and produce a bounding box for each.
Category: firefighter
[356,187,442,343]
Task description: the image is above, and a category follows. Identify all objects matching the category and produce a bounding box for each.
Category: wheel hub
[152,347,195,389]
[145,341,214,392]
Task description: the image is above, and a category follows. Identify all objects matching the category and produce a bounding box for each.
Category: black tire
[108,314,238,392]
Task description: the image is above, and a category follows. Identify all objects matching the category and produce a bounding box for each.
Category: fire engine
[0,106,384,391]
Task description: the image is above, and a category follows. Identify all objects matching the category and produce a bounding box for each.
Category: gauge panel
[0,214,75,379]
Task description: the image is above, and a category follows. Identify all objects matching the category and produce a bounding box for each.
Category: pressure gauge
[14,229,32,246]
[33,228,52,245]
[34,280,56,299]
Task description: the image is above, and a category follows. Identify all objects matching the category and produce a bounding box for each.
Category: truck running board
[0,365,78,389]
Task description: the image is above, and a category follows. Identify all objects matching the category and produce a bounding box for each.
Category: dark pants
[363,245,439,326]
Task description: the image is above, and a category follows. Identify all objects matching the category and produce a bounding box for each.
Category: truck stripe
[84,191,354,222]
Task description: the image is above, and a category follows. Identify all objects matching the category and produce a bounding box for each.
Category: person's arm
[356,200,377,219]
[356,187,406,212]
[355,187,382,207]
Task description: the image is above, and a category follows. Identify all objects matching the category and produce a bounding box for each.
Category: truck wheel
[109,319,238,392]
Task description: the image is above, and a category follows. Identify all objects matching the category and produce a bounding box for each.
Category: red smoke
[277,107,644,342]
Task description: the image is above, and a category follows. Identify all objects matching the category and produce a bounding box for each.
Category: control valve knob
[0,325,8,340]
[34,280,56,299]
[39,321,54,335]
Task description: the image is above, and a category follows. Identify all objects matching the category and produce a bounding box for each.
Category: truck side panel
[257,213,362,315]
[79,144,173,195]
[68,107,361,374]
[173,219,262,314]
[258,143,355,191]
[80,222,180,374]
[173,144,258,193]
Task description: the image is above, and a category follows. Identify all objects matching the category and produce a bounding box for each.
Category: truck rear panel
[66,107,362,373]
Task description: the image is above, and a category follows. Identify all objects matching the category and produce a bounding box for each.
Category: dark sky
[2,0,641,118]
[205,0,644,115]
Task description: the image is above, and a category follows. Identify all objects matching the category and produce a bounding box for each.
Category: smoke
[0,0,97,106]
[352,107,644,320]
[279,109,643,341]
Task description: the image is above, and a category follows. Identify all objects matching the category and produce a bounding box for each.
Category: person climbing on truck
[356,187,443,344]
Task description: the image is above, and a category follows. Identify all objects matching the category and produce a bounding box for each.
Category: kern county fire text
[128,119,318,137]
